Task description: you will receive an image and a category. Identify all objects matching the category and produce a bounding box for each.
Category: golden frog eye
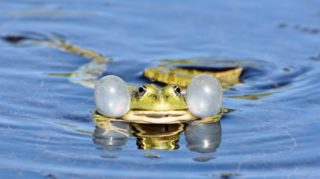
[173,85,181,96]
[138,85,147,96]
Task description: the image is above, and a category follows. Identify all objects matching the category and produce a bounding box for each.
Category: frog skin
[4,33,230,124]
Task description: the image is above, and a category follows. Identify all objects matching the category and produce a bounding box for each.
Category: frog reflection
[92,113,221,153]
[184,122,221,153]
[93,121,130,151]
[131,123,184,150]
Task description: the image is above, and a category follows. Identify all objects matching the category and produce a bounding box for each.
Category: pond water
[1,0,320,178]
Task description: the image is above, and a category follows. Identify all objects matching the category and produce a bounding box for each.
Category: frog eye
[94,75,131,118]
[173,85,181,96]
[186,74,223,118]
[138,85,147,96]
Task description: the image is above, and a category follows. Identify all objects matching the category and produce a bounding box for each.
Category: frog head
[130,84,187,111]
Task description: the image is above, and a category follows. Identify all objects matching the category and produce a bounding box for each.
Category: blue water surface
[0,0,320,178]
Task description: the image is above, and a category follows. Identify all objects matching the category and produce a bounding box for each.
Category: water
[1,0,320,178]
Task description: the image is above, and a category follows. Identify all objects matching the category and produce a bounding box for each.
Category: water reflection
[132,123,184,150]
[93,121,130,151]
[185,122,221,153]
[92,114,221,153]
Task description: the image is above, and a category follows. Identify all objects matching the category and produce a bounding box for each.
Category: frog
[3,33,239,124]
[94,75,223,124]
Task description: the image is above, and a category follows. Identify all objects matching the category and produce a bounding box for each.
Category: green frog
[94,75,223,124]
[4,33,240,124]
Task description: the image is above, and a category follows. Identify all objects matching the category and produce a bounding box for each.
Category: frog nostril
[152,94,157,100]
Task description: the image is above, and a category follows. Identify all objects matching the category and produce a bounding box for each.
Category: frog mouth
[121,110,197,124]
